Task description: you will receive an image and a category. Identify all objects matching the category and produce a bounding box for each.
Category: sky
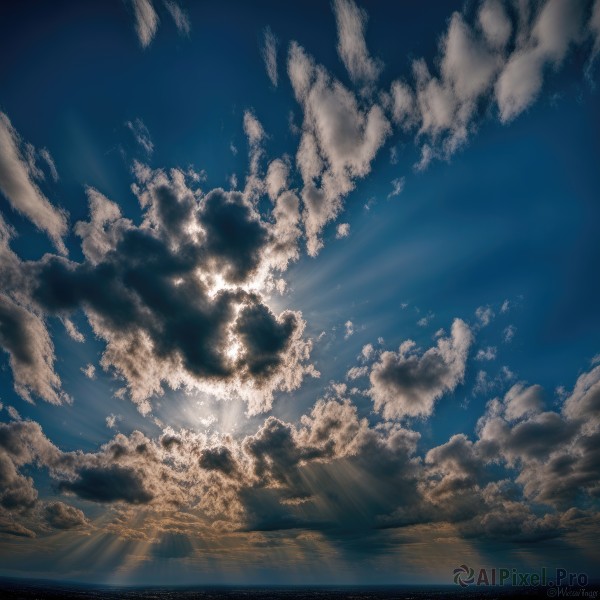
[0,0,600,587]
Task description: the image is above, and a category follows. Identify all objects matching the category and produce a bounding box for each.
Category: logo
[453,564,475,587]
[451,565,591,590]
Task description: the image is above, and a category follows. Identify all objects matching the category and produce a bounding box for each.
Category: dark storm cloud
[198,446,238,477]
[1,361,599,549]
[60,465,154,504]
[200,189,270,283]
[0,168,315,413]
[235,303,297,381]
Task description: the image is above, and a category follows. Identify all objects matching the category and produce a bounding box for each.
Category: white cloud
[0,112,67,253]
[335,223,350,239]
[475,305,494,327]
[261,26,278,87]
[387,176,405,199]
[130,0,159,48]
[369,319,473,419]
[478,0,512,50]
[39,149,59,182]
[588,0,600,74]
[344,320,354,339]
[496,0,585,122]
[6,405,21,420]
[164,1,190,36]
[417,312,434,327]
[62,318,84,343]
[126,118,154,155]
[265,158,289,201]
[81,364,96,380]
[503,325,516,343]
[389,80,416,129]
[106,414,120,429]
[288,41,390,255]
[332,0,382,86]
[475,346,497,361]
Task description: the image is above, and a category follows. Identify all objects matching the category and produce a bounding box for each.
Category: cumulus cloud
[379,1,595,170]
[1,362,598,548]
[44,501,89,530]
[335,223,350,238]
[368,319,473,419]
[288,41,390,254]
[496,0,585,122]
[478,0,512,50]
[261,26,278,87]
[0,294,66,405]
[12,168,317,415]
[81,364,96,380]
[332,0,382,87]
[0,112,67,253]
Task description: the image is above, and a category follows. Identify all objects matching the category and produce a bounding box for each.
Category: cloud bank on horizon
[0,0,599,584]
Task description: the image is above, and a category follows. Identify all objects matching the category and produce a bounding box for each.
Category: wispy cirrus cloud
[261,26,278,87]
[0,113,67,253]
[129,0,190,47]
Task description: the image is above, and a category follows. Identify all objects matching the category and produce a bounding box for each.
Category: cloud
[588,0,600,73]
[475,305,494,327]
[368,319,473,419]
[60,465,155,504]
[417,312,434,327]
[475,346,497,361]
[39,148,59,182]
[503,324,516,343]
[332,0,382,86]
[387,176,405,199]
[0,364,598,549]
[496,0,585,122]
[0,452,38,511]
[130,0,160,48]
[106,414,119,429]
[335,223,350,238]
[379,1,595,170]
[344,320,354,339]
[261,26,278,87]
[562,364,600,425]
[265,158,288,201]
[0,294,66,405]
[164,1,190,36]
[44,501,89,530]
[288,41,390,254]
[126,118,154,155]
[478,0,512,50]
[19,169,316,415]
[0,112,67,253]
[81,364,96,380]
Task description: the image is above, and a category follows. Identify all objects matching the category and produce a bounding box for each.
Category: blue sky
[0,0,599,586]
